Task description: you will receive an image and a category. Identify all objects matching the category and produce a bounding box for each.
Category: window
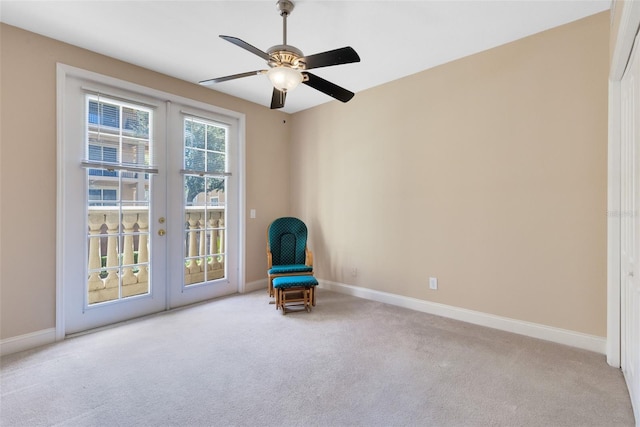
[183,117,228,285]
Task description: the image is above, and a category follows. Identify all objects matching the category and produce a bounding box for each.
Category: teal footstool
[272,275,318,314]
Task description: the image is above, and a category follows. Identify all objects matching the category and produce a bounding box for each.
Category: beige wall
[0,24,291,339]
[290,12,609,336]
[0,10,610,342]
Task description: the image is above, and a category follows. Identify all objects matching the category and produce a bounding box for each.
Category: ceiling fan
[199,0,361,109]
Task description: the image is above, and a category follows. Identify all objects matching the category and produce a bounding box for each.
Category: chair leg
[280,288,287,315]
[307,286,314,307]
[268,277,277,305]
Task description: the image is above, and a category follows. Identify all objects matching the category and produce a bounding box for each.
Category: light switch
[250,209,256,219]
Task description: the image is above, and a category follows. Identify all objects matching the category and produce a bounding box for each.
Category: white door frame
[608,1,640,367]
[56,64,246,340]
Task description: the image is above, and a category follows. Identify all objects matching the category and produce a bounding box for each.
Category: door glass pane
[183,117,227,286]
[86,97,153,305]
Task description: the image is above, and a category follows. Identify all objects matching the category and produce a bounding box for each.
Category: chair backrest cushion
[268,217,308,266]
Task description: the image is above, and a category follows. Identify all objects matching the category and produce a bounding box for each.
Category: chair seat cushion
[273,275,318,289]
[268,264,313,275]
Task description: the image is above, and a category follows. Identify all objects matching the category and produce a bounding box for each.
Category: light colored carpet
[1,289,635,426]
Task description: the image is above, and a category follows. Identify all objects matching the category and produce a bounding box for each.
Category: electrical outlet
[429,277,438,290]
[350,267,358,277]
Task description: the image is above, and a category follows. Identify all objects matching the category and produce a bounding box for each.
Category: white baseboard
[2,282,605,357]
[319,280,607,354]
[2,280,269,357]
[1,328,57,357]
[244,278,268,293]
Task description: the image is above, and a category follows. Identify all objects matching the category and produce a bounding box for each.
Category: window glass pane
[185,121,205,149]
[86,95,152,305]
[122,107,149,138]
[88,100,99,125]
[185,147,205,171]
[207,152,225,173]
[206,178,225,206]
[206,125,226,152]
[88,134,119,160]
[88,145,101,161]
[88,100,120,130]
[184,120,194,147]
[185,175,204,206]
[122,138,150,166]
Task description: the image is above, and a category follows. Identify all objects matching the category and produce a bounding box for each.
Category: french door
[165,104,239,307]
[59,67,242,335]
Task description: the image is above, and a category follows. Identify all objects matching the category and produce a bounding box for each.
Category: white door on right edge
[620,29,640,419]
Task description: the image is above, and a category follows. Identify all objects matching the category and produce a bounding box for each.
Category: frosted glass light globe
[267,67,303,92]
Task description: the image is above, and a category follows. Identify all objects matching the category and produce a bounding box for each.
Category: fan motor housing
[267,45,306,69]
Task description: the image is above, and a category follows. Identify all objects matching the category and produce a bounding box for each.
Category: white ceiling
[0,0,610,113]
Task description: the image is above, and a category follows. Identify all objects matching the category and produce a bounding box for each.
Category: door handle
[158,229,166,236]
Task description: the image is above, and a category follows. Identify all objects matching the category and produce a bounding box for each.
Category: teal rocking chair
[266,217,314,301]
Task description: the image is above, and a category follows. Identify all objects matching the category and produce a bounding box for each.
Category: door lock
[159,217,166,224]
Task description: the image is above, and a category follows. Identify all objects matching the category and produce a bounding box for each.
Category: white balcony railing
[87,206,225,304]
[184,206,225,285]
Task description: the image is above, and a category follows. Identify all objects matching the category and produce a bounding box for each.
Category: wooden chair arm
[305,247,313,267]
[266,226,272,268]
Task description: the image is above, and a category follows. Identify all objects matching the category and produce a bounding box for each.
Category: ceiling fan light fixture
[267,66,303,92]
[200,0,360,109]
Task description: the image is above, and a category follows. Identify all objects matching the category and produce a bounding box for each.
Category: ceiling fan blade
[302,72,355,103]
[270,88,286,109]
[303,47,360,70]
[199,70,265,86]
[220,35,271,61]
